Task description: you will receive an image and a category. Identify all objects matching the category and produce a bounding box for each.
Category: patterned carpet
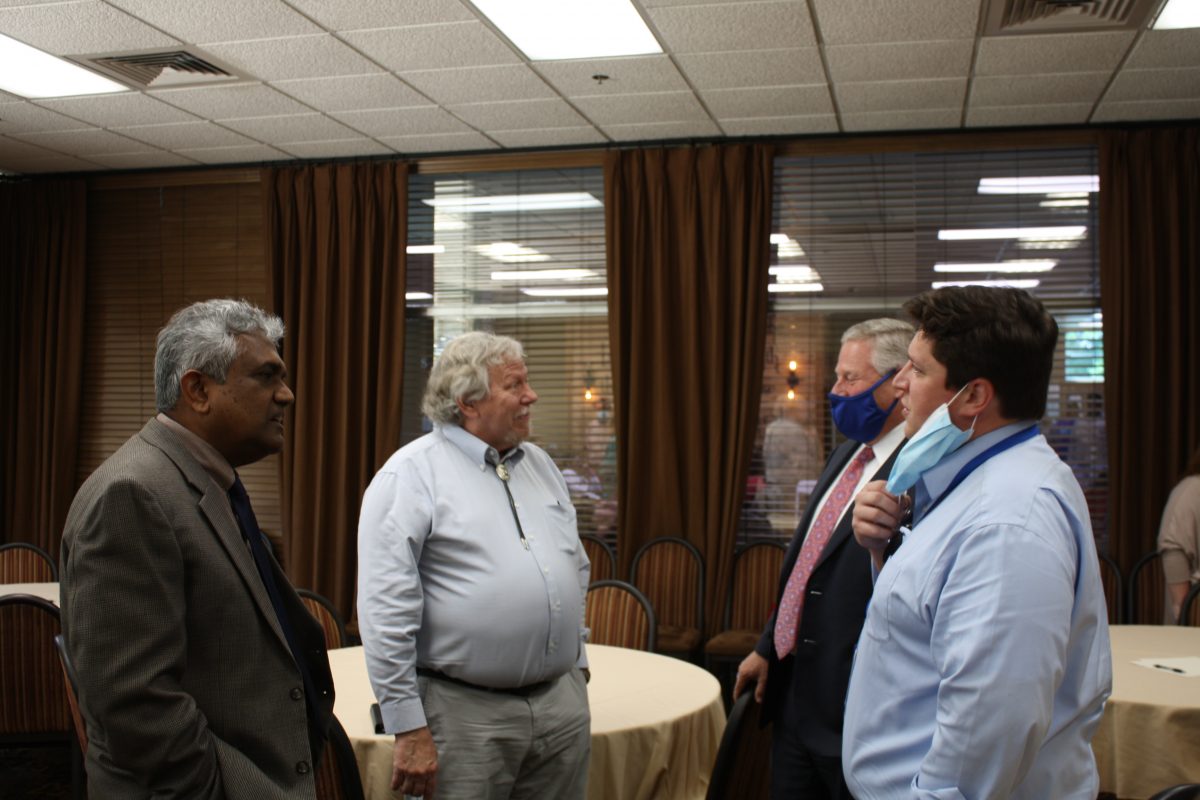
[0,746,78,799]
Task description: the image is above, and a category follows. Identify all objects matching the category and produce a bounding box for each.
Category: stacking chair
[1097,552,1124,624]
[585,580,656,652]
[0,542,58,582]
[1179,582,1200,627]
[704,541,786,695]
[315,715,366,800]
[630,537,705,659]
[580,534,616,584]
[52,635,88,756]
[705,689,771,800]
[1127,550,1165,625]
[1149,785,1200,800]
[298,589,350,650]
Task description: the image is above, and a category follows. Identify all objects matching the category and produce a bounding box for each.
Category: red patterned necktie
[774,446,874,659]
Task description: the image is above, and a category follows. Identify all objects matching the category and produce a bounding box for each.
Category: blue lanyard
[918,425,1040,523]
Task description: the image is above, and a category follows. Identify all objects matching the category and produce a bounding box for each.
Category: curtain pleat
[1099,127,1200,574]
[0,180,87,556]
[606,145,773,637]
[263,162,408,623]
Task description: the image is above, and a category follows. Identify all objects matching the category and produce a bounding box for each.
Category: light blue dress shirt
[357,424,590,734]
[843,423,1112,799]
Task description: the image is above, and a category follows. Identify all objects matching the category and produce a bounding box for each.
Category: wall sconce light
[584,371,595,402]
[786,359,800,401]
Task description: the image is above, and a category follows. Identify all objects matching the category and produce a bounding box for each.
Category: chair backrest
[726,542,786,630]
[0,542,58,583]
[706,690,771,800]
[0,594,71,741]
[1127,550,1165,625]
[1179,583,1200,627]
[1149,784,1200,800]
[629,537,705,633]
[298,589,349,650]
[581,534,616,584]
[314,714,366,800]
[52,634,88,755]
[1097,552,1124,625]
[586,580,656,652]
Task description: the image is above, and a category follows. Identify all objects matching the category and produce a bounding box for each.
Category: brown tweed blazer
[60,418,334,799]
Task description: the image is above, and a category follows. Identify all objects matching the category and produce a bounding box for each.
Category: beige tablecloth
[330,644,726,800]
[0,581,59,605]
[1093,625,1200,800]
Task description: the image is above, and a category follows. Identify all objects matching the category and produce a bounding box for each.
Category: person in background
[734,317,913,799]
[1159,445,1200,622]
[60,299,334,799]
[357,331,590,800]
[847,286,1111,799]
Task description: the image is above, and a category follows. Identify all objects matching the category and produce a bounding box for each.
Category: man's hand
[852,480,909,571]
[733,651,769,703]
[392,727,438,798]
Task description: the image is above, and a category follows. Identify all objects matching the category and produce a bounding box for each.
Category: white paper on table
[1132,657,1200,677]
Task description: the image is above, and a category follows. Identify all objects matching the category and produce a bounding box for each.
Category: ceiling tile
[106,0,319,45]
[703,85,832,118]
[113,121,257,149]
[643,0,784,5]
[842,108,961,131]
[0,133,66,161]
[975,31,1136,76]
[276,138,395,158]
[965,103,1093,127]
[201,36,382,81]
[0,1,177,54]
[220,113,362,142]
[971,72,1110,106]
[536,56,689,96]
[487,127,607,148]
[330,107,474,137]
[813,0,979,45]
[34,93,199,127]
[675,48,825,90]
[0,102,93,134]
[342,22,520,72]
[9,127,155,154]
[272,74,433,112]
[377,131,499,154]
[1124,29,1200,69]
[720,114,838,135]
[151,84,312,119]
[87,151,200,169]
[1091,98,1200,122]
[284,0,475,31]
[836,78,966,113]
[175,143,292,164]
[401,65,556,105]
[1105,68,1200,103]
[600,119,723,141]
[647,2,817,53]
[447,98,589,129]
[827,40,974,82]
[570,92,708,125]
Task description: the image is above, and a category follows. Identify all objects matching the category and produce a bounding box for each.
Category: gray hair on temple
[841,318,915,375]
[421,331,525,426]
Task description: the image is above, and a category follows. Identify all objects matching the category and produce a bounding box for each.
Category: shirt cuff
[382,695,427,735]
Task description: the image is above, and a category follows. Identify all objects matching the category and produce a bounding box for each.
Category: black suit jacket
[755,437,902,757]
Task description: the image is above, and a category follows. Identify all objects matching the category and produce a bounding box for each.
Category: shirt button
[296,761,310,775]
[289,687,303,701]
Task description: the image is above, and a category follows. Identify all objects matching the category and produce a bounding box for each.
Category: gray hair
[842,317,915,375]
[155,299,285,412]
[421,332,525,426]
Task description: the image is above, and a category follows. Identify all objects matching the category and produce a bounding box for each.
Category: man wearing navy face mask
[735,318,913,800]
[845,286,1111,799]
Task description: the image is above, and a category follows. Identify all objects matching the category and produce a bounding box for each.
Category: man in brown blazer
[60,299,335,799]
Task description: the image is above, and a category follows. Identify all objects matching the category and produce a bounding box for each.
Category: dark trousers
[769,658,853,800]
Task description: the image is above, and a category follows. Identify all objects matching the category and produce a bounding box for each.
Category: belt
[416,667,552,697]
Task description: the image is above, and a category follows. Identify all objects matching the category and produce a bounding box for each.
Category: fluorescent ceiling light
[471,0,662,60]
[938,226,1087,241]
[1018,239,1084,251]
[521,286,609,298]
[423,192,601,214]
[491,268,598,281]
[1154,0,1200,28]
[1040,199,1089,208]
[768,283,824,293]
[0,32,127,98]
[405,292,433,301]
[977,176,1098,195]
[406,244,444,255]
[933,260,1056,273]
[932,279,1040,290]
[475,242,550,263]
[770,233,805,259]
[434,214,466,232]
[769,265,821,282]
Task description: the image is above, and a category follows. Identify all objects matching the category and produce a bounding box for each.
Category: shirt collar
[867,422,906,462]
[440,423,526,469]
[156,412,236,490]
[915,420,1036,513]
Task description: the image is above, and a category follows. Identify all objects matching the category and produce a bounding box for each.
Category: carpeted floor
[0,746,78,800]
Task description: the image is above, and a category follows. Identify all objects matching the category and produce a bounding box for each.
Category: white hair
[841,317,914,375]
[421,331,525,426]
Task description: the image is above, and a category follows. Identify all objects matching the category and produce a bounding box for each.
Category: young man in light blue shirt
[846,286,1111,799]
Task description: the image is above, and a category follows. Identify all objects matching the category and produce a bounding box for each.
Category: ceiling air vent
[75,49,243,89]
[984,0,1160,35]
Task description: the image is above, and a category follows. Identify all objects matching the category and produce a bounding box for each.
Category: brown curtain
[605,144,773,637]
[1099,127,1200,573]
[263,162,408,621]
[0,179,87,556]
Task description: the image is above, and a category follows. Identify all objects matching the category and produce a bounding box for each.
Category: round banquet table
[329,644,726,800]
[1092,625,1200,800]
[0,582,60,605]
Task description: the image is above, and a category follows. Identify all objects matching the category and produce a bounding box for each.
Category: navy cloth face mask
[828,369,898,444]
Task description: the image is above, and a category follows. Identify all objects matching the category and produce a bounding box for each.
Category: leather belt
[416,667,552,697]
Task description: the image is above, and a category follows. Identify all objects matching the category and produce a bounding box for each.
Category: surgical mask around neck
[885,382,977,495]
[828,369,897,444]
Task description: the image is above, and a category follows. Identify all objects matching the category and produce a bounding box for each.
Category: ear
[455,396,479,420]
[178,369,212,413]
[958,378,995,418]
